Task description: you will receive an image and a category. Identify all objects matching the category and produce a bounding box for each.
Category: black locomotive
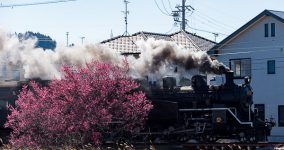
[0,71,275,144]
[136,71,275,143]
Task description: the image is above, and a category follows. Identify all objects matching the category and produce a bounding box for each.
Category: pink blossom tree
[5,61,153,148]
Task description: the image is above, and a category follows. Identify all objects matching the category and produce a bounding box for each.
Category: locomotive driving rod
[179,108,253,127]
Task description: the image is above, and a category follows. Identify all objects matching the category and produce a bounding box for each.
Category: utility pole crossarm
[172,0,194,31]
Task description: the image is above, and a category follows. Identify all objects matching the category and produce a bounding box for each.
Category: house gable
[210,10,284,55]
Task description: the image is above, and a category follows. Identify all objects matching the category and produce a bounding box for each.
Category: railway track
[183,142,284,150]
[103,142,284,150]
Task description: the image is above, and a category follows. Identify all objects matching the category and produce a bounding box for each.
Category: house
[101,30,215,86]
[209,10,284,141]
[101,30,215,55]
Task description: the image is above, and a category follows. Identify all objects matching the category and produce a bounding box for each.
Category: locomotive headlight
[216,117,223,123]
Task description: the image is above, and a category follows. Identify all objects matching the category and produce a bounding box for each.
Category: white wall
[215,16,284,137]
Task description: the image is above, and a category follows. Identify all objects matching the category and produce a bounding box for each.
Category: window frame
[267,60,276,74]
[229,58,251,79]
[278,105,284,127]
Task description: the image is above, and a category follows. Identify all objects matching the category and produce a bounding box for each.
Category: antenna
[122,0,130,36]
[80,36,85,45]
[66,32,69,47]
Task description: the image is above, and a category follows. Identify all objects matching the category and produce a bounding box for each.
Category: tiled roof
[268,10,284,21]
[183,31,216,51]
[101,30,216,54]
[141,31,174,41]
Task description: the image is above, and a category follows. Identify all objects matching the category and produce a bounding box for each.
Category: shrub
[5,61,153,148]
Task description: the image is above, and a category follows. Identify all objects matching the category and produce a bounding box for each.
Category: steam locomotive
[136,71,275,143]
[0,71,275,144]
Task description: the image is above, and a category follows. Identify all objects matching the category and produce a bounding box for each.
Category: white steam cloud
[0,29,228,81]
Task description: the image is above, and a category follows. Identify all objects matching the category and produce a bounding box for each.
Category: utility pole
[66,32,69,47]
[80,36,85,45]
[110,29,113,38]
[181,0,186,31]
[213,33,219,42]
[172,0,194,31]
[122,0,130,36]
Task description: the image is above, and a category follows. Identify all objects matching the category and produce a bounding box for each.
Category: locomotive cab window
[230,58,251,78]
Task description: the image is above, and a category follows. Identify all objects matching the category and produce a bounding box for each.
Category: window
[230,58,251,78]
[267,60,275,74]
[265,23,269,37]
[278,105,284,127]
[265,23,276,37]
[271,23,275,37]
[255,104,265,121]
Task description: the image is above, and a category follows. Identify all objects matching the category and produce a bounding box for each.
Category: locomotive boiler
[137,71,275,143]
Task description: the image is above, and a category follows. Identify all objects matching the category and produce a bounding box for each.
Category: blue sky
[1,0,284,45]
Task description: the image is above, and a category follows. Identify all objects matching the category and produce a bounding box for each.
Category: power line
[209,39,278,49]
[167,0,173,11]
[186,24,227,42]
[186,25,227,36]
[153,0,171,16]
[190,15,231,35]
[0,0,77,8]
[211,44,284,52]
[192,13,233,32]
[216,56,284,64]
[164,24,178,34]
[212,46,284,56]
[161,0,171,15]
[194,10,235,30]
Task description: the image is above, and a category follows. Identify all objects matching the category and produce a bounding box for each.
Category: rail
[183,142,284,150]
[179,108,253,127]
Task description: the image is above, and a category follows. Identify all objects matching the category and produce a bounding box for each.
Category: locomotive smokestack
[225,71,234,86]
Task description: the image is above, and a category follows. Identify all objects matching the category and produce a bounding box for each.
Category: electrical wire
[194,10,235,30]
[0,0,77,8]
[192,13,233,33]
[186,24,228,36]
[153,0,172,16]
[167,0,173,12]
[190,15,231,34]
[164,24,178,34]
[196,1,243,22]
[216,57,284,64]
[210,39,282,49]
[212,46,284,56]
[161,0,171,15]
